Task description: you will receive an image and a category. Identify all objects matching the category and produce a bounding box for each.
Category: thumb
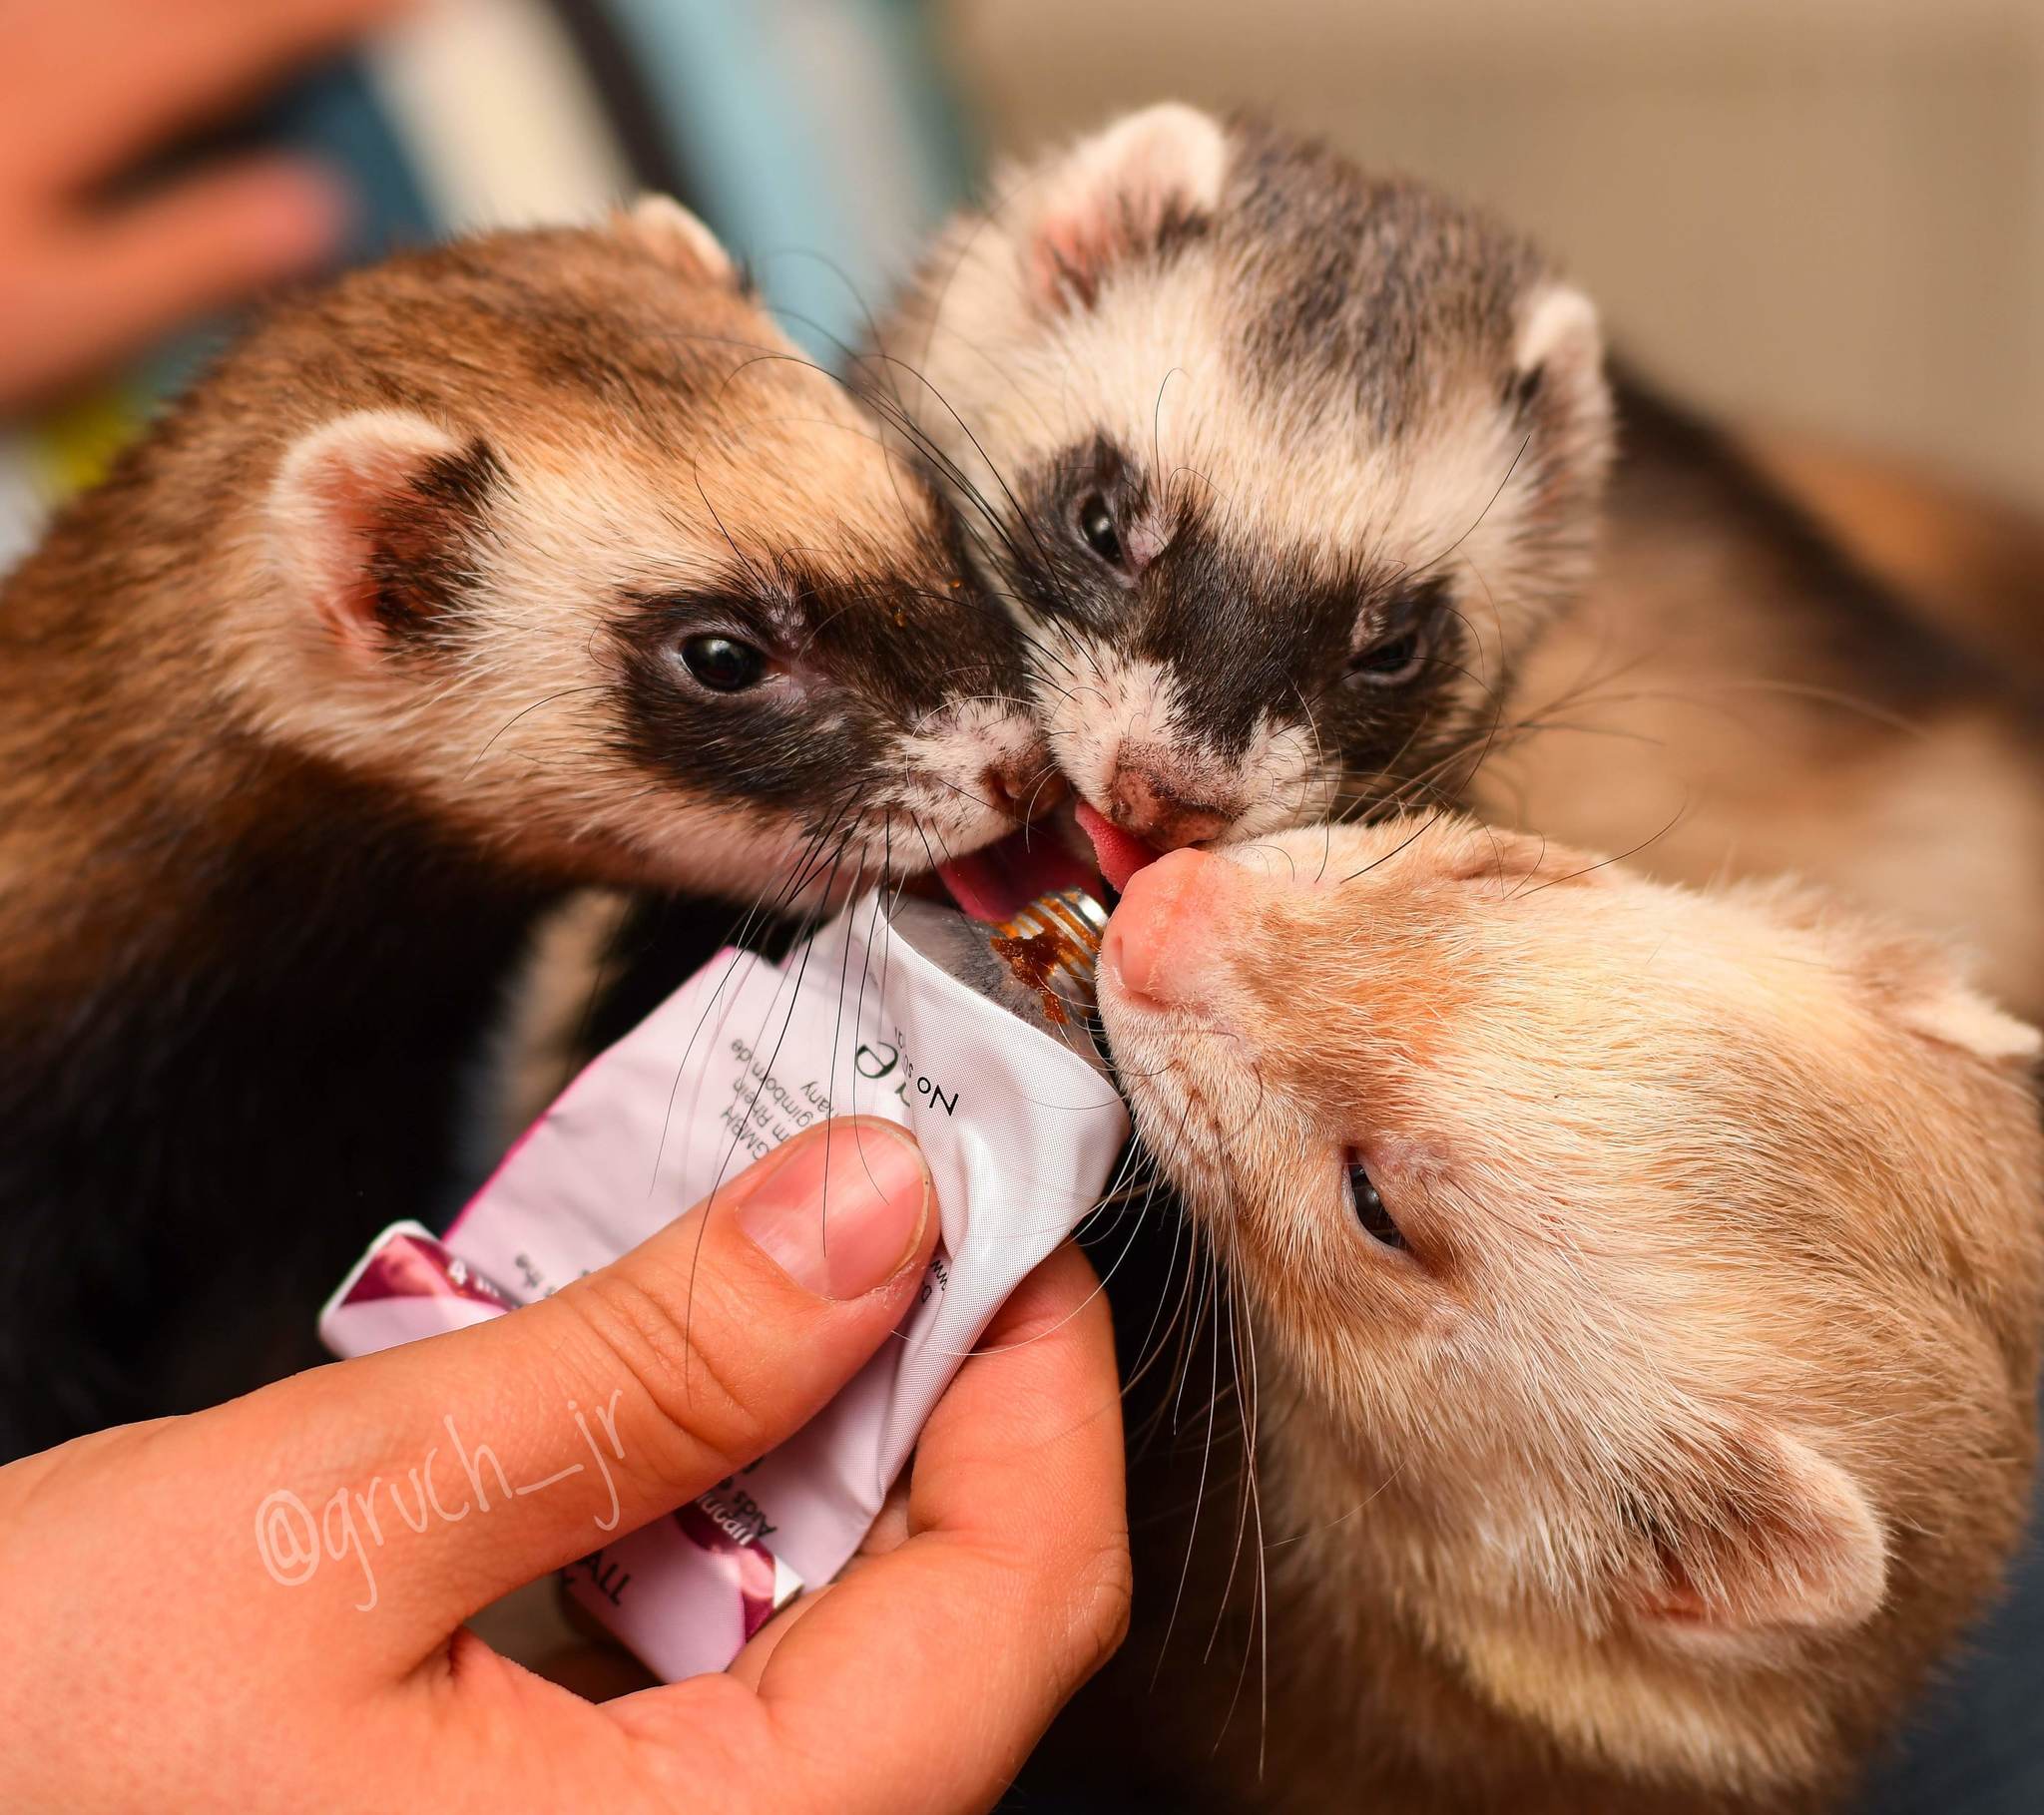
[233,1117,933,1676]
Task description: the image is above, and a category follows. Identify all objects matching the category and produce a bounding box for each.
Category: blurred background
[949,0,2044,512]
[4,0,2040,576]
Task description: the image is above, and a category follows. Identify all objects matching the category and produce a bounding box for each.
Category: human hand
[0,1118,1130,1813]
[0,0,409,410]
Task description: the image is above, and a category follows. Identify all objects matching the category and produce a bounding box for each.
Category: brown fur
[1475,376,2044,1021]
[1750,429,2044,692]
[1092,817,2044,1812]
[0,211,1042,1454]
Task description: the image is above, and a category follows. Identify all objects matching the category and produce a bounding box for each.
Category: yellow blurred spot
[29,388,145,501]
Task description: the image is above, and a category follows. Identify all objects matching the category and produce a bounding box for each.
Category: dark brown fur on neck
[0,464,560,1448]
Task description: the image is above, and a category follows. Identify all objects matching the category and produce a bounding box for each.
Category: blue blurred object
[1858,1465,2044,1814]
[602,0,971,359]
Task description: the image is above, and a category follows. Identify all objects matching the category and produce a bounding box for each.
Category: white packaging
[321,889,1127,1678]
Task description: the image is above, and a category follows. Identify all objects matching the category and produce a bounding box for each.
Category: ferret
[0,203,1048,1458]
[1478,377,2044,1020]
[873,104,2044,1015]
[1746,428,2044,696]
[1088,815,2044,1814]
[866,104,1613,849]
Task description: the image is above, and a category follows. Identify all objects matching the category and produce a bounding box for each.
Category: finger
[219,1117,936,1675]
[0,160,347,407]
[647,1243,1130,1815]
[1,0,411,192]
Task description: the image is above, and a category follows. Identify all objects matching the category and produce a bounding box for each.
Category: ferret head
[870,107,1611,850]
[198,204,1045,904]
[1097,819,2044,1799]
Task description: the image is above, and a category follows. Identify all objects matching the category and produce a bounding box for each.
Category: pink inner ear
[275,418,464,656]
[1638,1554,1712,1626]
[1632,1425,1888,1639]
[1031,215,1114,311]
[301,461,396,653]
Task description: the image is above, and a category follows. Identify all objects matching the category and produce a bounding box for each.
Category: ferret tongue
[1074,800,1162,893]
[937,827,1098,924]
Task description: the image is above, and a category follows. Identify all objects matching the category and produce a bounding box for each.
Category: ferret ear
[1636,1421,1887,1649]
[268,410,500,661]
[1019,103,1228,312]
[1509,281,1607,419]
[1901,985,2042,1067]
[617,194,736,285]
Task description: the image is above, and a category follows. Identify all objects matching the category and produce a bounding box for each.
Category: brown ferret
[1748,427,2044,695]
[1478,375,2044,1021]
[0,202,1046,1457]
[1088,816,2044,1813]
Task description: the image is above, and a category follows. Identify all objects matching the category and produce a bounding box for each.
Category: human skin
[0,1118,1131,1813]
[0,0,411,410]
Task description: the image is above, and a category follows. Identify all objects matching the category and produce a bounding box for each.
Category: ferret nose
[982,760,1066,824]
[1108,763,1232,849]
[1102,848,1233,1011]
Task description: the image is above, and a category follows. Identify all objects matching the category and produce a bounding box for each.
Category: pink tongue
[937,827,1098,924]
[1074,800,1161,894]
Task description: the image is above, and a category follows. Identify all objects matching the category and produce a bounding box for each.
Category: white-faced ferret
[0,204,1048,1458]
[874,103,2044,1018]
[1092,817,2044,1814]
[866,104,1614,850]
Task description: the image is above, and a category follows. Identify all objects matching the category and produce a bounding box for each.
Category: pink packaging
[320,888,1127,1679]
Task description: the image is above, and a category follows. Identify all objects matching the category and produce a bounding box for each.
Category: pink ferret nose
[1102,848,1236,1010]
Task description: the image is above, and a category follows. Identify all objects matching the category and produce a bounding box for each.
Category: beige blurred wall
[937,0,2044,511]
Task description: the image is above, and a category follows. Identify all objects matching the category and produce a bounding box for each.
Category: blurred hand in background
[0,0,408,412]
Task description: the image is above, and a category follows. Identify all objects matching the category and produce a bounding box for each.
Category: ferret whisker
[462,685,610,778]
[1409,427,1536,580]
[1337,804,1459,884]
[855,351,1091,621]
[1154,1211,1226,1686]
[1508,798,1695,899]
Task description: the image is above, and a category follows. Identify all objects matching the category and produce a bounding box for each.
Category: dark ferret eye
[1349,630,1427,686]
[1077,492,1123,565]
[1346,1156,1405,1249]
[679,633,769,693]
[1351,576,1450,686]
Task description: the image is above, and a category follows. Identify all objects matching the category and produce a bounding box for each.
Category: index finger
[1,0,410,192]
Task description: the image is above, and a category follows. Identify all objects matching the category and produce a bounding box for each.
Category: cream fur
[1098,816,2044,1808]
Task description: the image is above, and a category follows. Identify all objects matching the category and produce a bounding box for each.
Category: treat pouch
[322,891,1128,1679]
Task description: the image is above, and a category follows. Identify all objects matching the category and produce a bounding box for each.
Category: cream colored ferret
[1094,816,2044,1813]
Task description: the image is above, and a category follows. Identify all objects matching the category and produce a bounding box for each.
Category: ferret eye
[1349,630,1428,686]
[1077,493,1124,566]
[1345,1157,1405,1248]
[679,634,768,692]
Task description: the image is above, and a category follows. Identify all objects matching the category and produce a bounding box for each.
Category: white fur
[1903,986,2043,1064]
[625,194,735,283]
[1514,281,1602,383]
[1034,639,1337,841]
[885,694,1049,858]
[1024,102,1227,304]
